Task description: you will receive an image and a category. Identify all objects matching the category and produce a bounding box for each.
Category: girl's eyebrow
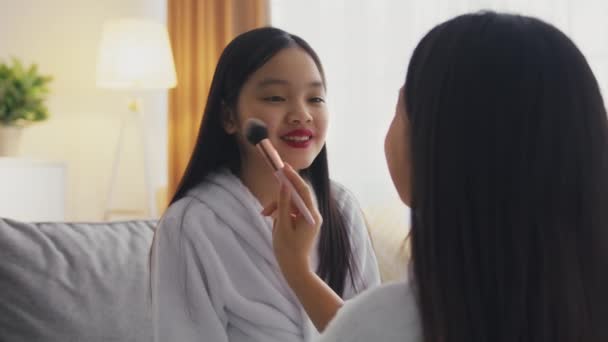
[257,78,323,88]
[258,78,288,87]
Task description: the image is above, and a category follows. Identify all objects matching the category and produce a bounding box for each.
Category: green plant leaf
[0,57,52,125]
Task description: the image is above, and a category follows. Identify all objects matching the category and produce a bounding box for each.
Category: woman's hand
[262,164,343,332]
[262,163,322,277]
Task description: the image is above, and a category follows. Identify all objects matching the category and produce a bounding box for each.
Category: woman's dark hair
[405,12,608,342]
[170,27,355,295]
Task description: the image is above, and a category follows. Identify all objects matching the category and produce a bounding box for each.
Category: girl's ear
[222,102,238,134]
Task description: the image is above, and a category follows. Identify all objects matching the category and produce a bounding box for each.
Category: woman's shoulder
[161,195,213,222]
[156,195,220,240]
[330,180,365,225]
[348,280,418,315]
[319,280,421,342]
[330,180,370,238]
[330,180,360,209]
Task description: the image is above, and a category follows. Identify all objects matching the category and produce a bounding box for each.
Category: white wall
[271,0,608,218]
[0,0,169,221]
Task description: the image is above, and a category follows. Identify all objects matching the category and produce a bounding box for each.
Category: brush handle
[274,168,316,226]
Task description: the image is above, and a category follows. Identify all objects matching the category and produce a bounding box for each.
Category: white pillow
[363,202,411,283]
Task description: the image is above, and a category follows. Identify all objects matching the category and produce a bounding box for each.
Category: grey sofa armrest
[0,218,156,342]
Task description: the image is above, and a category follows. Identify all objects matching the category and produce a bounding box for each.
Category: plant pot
[0,125,23,156]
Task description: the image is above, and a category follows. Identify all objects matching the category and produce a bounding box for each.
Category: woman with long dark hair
[151,27,380,341]
[270,12,608,342]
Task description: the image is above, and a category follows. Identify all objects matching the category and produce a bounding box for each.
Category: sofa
[0,204,409,341]
[0,218,155,341]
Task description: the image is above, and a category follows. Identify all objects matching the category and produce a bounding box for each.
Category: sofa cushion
[363,202,411,282]
[0,218,155,342]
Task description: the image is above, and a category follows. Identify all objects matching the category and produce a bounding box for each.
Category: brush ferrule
[257,139,284,171]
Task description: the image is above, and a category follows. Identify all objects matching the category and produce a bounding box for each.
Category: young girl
[269,12,608,342]
[151,27,380,342]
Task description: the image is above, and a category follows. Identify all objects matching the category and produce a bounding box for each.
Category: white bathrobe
[152,169,380,342]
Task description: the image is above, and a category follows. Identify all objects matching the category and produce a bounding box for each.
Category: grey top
[318,280,421,342]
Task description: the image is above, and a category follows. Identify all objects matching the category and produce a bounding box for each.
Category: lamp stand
[103,97,155,220]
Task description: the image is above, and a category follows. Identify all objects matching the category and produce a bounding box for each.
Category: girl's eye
[309,97,325,103]
[263,96,286,102]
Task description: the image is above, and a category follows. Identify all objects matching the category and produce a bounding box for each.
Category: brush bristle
[245,118,268,145]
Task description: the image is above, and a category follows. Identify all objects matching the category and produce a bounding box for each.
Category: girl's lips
[280,128,314,148]
[282,138,313,148]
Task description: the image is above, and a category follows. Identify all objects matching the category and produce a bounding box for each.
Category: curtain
[271,0,608,210]
[166,0,269,207]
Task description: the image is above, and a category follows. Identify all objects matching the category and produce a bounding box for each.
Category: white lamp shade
[96,18,177,89]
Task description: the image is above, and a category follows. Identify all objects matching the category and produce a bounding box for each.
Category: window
[272,0,608,211]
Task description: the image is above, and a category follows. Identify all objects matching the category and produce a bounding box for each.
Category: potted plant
[0,57,53,156]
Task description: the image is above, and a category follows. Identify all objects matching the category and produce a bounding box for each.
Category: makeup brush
[245,118,316,225]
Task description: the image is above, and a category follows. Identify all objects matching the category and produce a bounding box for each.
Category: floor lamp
[96,18,177,220]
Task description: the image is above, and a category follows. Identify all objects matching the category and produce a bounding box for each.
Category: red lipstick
[281,129,314,148]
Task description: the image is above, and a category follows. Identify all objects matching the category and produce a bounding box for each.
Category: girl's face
[225,47,329,171]
[385,88,412,206]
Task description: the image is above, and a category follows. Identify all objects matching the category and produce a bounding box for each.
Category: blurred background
[0,0,606,223]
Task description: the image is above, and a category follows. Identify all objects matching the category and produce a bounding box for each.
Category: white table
[0,158,67,222]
